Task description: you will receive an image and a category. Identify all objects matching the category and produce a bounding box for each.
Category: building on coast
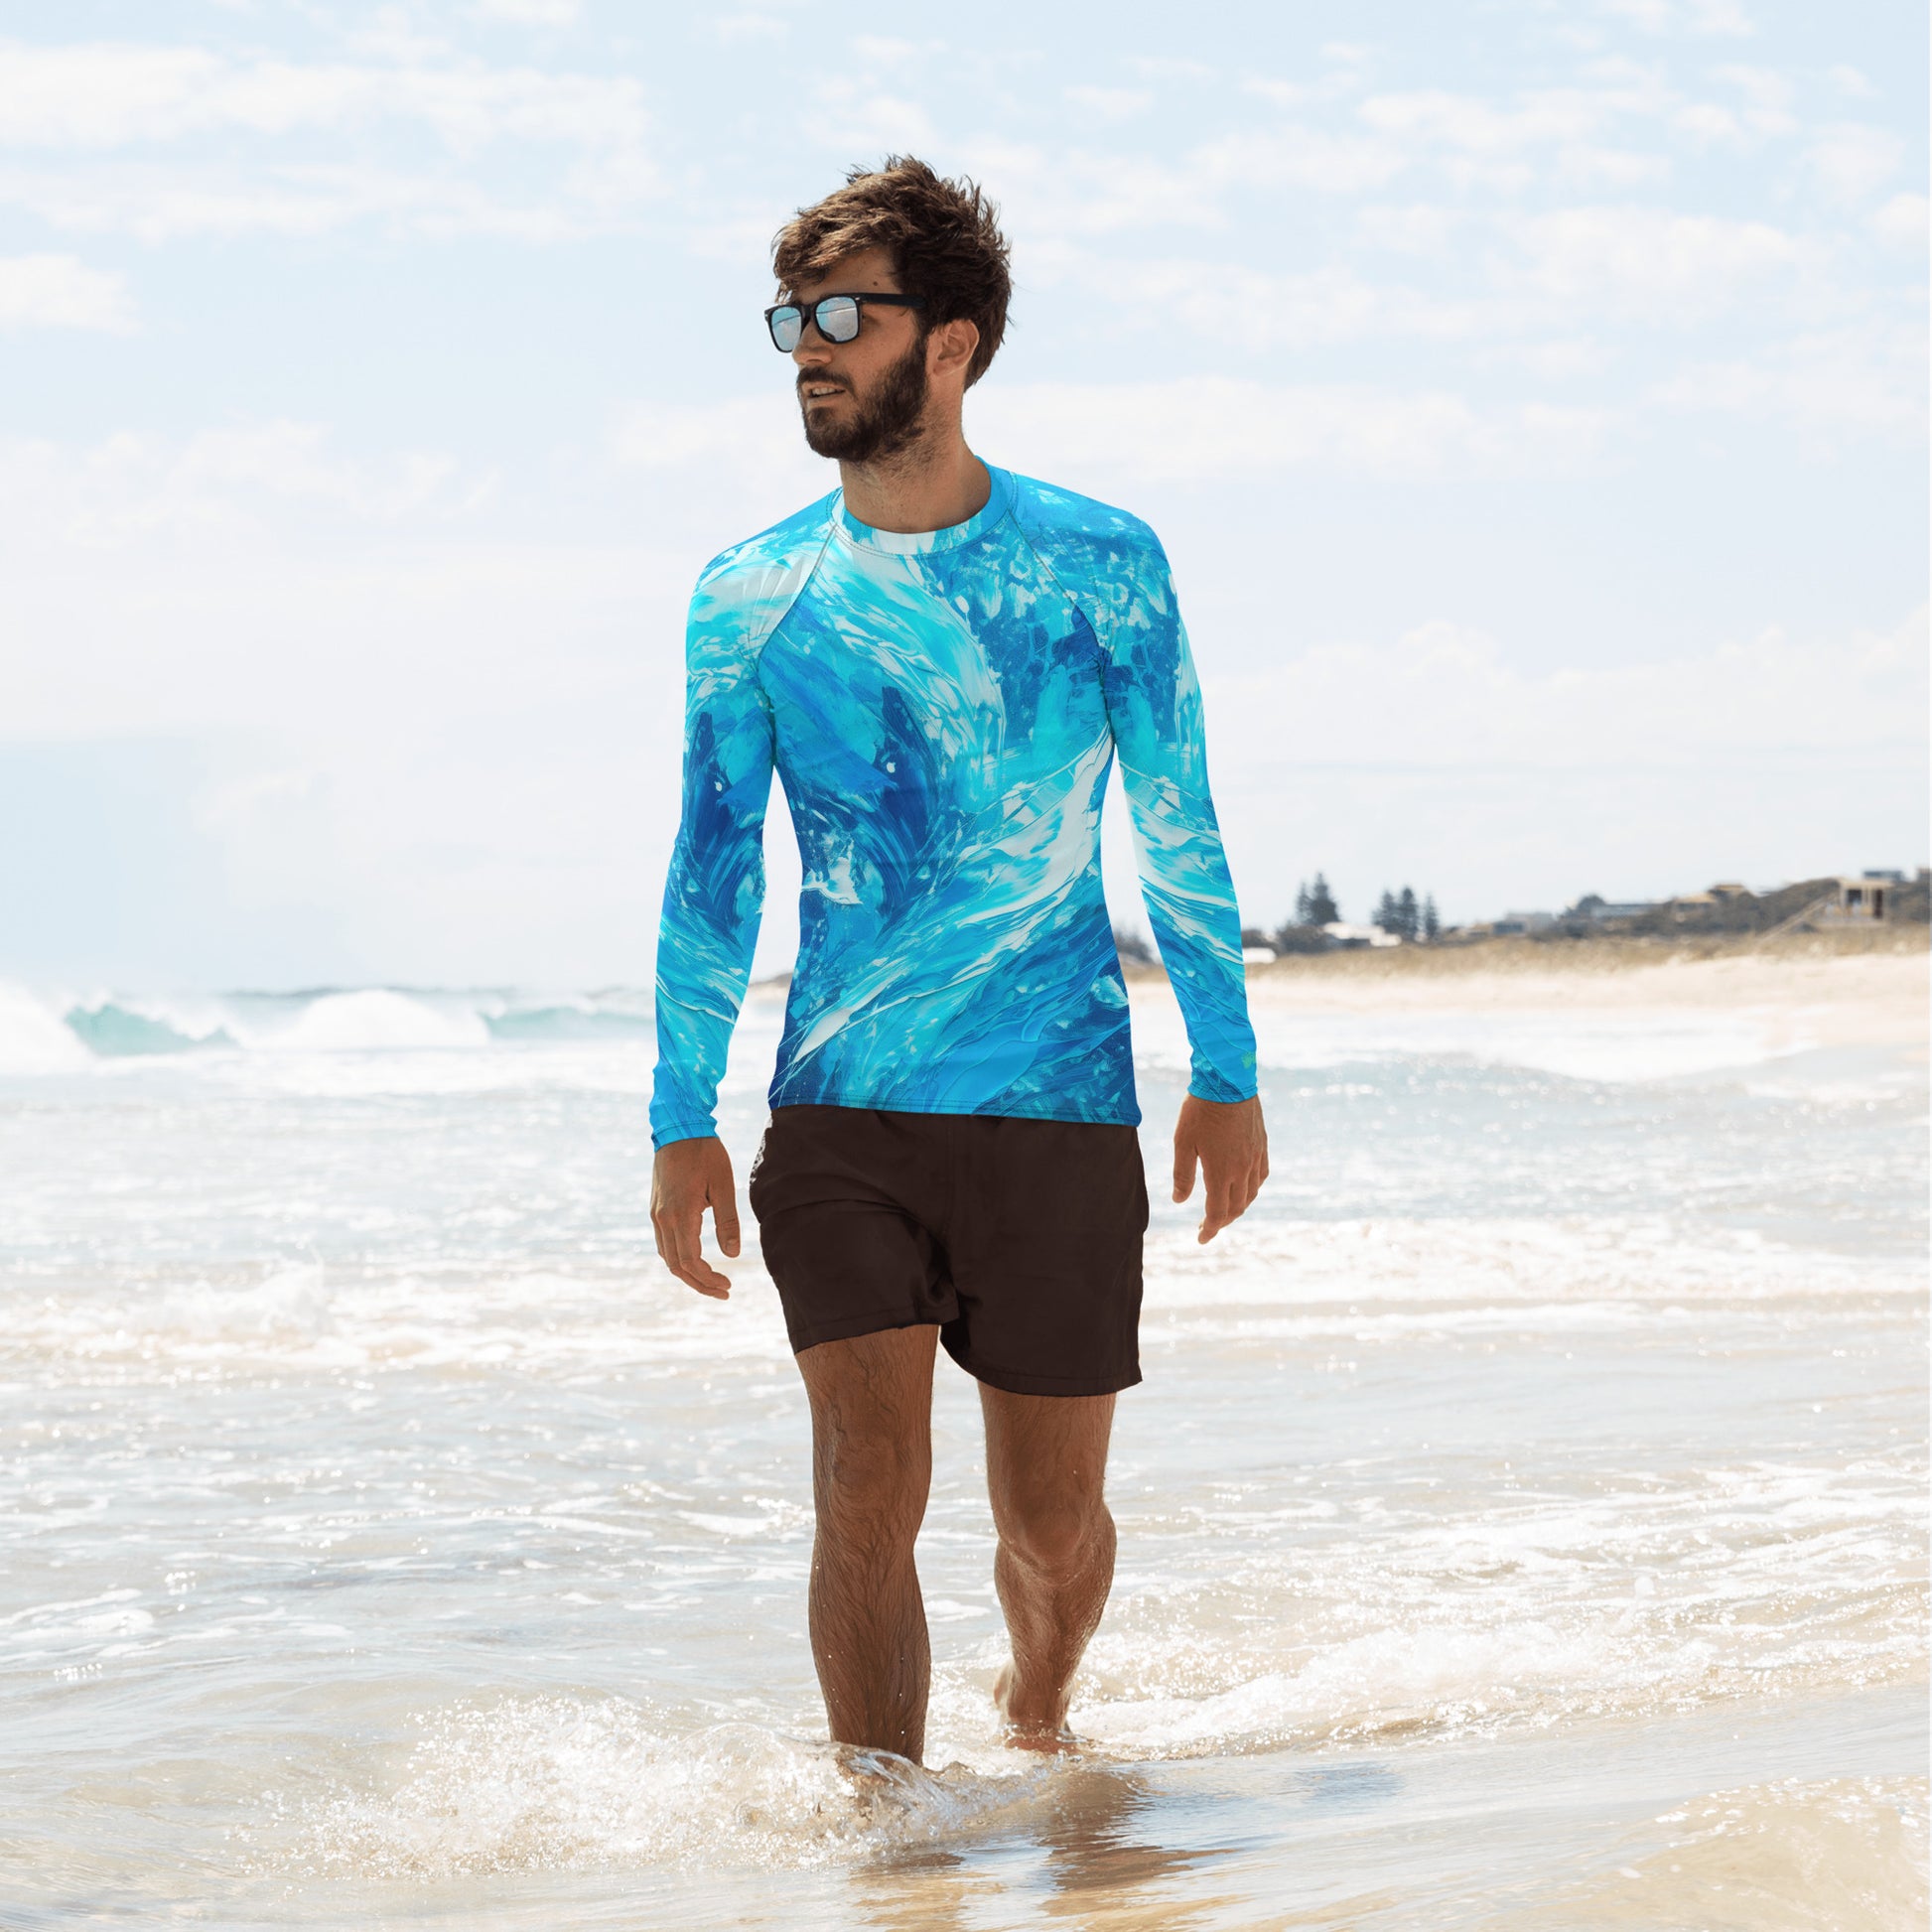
[1823,872,1910,922]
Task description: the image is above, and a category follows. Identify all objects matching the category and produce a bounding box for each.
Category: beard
[798,334,930,464]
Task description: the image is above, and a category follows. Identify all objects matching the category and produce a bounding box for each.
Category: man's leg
[796,1323,938,1760]
[982,1384,1117,1746]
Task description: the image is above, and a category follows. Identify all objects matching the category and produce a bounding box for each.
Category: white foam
[269,990,491,1051]
[1130,999,1813,1085]
[154,1264,334,1339]
[284,1697,1052,1877]
[1084,1618,1608,1755]
[0,981,90,1073]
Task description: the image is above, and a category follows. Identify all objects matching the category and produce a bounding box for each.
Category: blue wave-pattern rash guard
[648,464,1259,1148]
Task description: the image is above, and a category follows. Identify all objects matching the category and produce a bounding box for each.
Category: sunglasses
[764,292,925,352]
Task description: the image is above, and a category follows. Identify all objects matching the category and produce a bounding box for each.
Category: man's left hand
[1172,1093,1268,1243]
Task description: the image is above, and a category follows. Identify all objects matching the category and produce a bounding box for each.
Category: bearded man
[649,157,1267,1763]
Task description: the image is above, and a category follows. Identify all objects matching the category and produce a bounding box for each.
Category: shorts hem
[787,1308,949,1354]
[942,1341,1142,1398]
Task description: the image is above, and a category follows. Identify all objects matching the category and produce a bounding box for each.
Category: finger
[665,1208,731,1300]
[1172,1133,1197,1204]
[1228,1169,1251,1218]
[712,1183,742,1259]
[677,1255,730,1299]
[1200,1173,1242,1242]
[1196,1182,1225,1243]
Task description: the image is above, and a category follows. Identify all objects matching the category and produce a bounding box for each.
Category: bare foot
[992,1661,1078,1753]
[829,1740,925,1796]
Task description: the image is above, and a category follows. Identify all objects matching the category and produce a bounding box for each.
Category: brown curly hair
[771,156,1012,388]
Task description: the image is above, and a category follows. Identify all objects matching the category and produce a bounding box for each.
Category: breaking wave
[0,982,666,1070]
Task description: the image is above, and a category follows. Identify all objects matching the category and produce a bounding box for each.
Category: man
[650,157,1267,1764]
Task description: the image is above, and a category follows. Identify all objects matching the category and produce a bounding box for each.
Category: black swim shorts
[747,1104,1150,1397]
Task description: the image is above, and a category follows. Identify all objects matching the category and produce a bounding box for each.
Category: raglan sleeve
[1098,533,1259,1105]
[648,564,777,1149]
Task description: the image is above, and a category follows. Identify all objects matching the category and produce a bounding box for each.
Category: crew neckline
[834,463,1010,555]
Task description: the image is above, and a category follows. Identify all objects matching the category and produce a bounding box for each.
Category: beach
[1233,930,1929,1049]
[0,938,1925,1927]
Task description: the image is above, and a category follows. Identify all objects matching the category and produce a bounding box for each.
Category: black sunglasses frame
[764,291,926,351]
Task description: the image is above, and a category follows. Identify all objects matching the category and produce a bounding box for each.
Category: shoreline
[1128,928,1929,1052]
[1128,925,1928,982]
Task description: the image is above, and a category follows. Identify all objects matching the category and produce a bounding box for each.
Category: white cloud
[1356,202,1465,258]
[0,422,699,982]
[1868,193,1928,254]
[0,38,659,239]
[1496,206,1802,321]
[1202,607,1923,919]
[1195,124,1409,196]
[1651,324,1928,438]
[0,253,133,331]
[1359,87,1608,155]
[812,78,935,152]
[1064,85,1153,123]
[1123,56,1214,82]
[472,0,580,21]
[0,423,495,555]
[1555,144,1670,188]
[1802,124,1903,205]
[850,36,927,69]
[711,13,789,44]
[0,153,657,243]
[1206,607,1925,777]
[1349,71,1798,188]
[1683,0,1753,35]
[612,395,814,483]
[616,378,1607,489]
[1080,201,1815,354]
[1709,62,1793,132]
[1063,256,1482,349]
[972,378,1606,483]
[0,40,652,161]
[1600,0,1753,38]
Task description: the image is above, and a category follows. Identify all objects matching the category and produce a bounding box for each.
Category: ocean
[1,978,1924,1928]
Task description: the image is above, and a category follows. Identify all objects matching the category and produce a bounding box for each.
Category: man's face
[784,245,930,464]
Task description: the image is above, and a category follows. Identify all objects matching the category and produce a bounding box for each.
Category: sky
[0,0,1925,988]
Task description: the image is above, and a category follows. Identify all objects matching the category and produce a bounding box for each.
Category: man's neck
[838,421,991,536]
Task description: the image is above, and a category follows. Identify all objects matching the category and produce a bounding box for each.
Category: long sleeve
[648,583,777,1148]
[1097,543,1259,1104]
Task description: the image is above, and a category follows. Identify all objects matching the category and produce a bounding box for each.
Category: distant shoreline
[1128,923,1929,984]
[1127,926,1928,1051]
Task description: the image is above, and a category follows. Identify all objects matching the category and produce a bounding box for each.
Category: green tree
[1423,895,1441,942]
[1308,873,1339,925]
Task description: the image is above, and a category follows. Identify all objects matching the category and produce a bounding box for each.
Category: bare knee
[998,1494,1112,1581]
[813,1418,930,1548]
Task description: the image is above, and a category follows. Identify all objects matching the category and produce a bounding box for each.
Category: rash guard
[649,464,1258,1148]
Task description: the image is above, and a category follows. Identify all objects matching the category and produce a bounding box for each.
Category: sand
[1128,931,1929,1055]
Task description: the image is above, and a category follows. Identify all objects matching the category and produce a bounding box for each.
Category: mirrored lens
[768,306,803,351]
[815,296,861,344]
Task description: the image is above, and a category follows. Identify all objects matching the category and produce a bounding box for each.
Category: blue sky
[1,0,1924,986]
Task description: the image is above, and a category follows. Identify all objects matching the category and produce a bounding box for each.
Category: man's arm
[1097,536,1268,1242]
[649,579,775,1295]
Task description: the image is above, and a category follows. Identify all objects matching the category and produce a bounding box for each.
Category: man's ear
[925,317,981,383]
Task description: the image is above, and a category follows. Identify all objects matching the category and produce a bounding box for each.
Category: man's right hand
[651,1137,741,1300]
